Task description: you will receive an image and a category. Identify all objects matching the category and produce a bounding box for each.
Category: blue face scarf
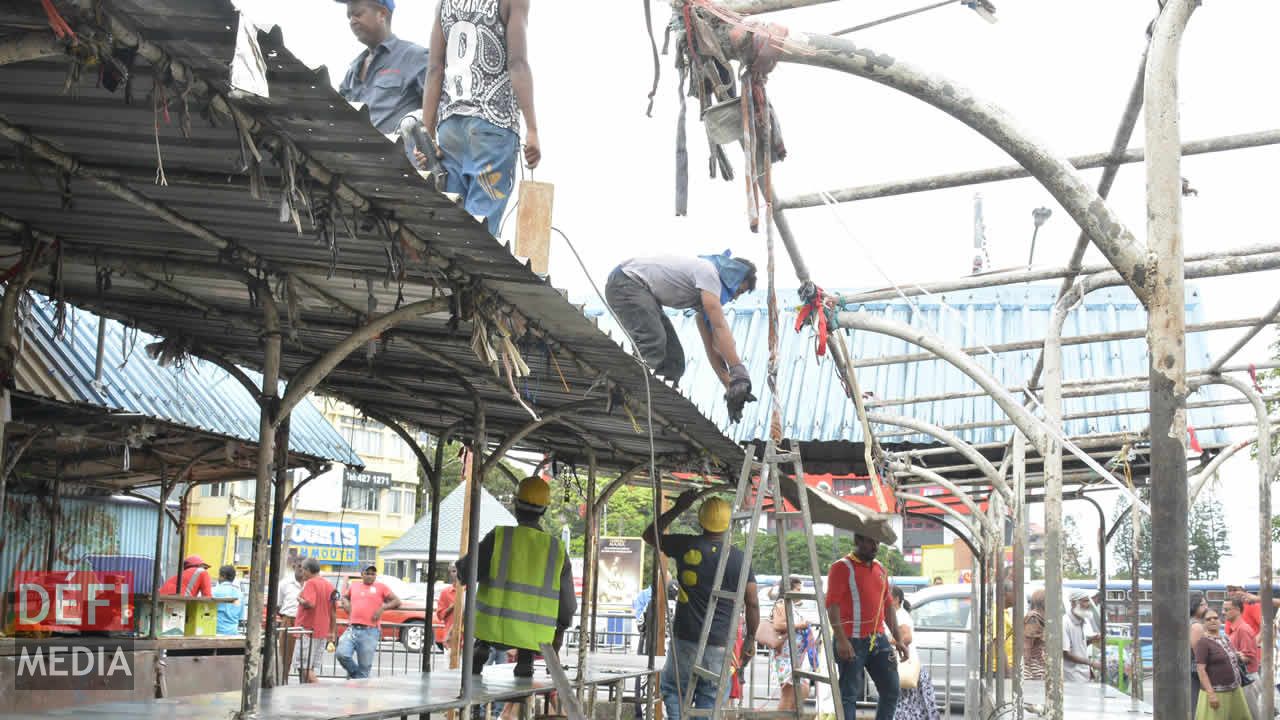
[699,251,753,306]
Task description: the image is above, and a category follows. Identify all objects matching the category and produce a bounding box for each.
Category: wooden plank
[540,642,588,720]
[514,181,554,275]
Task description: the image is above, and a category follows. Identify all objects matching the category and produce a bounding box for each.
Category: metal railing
[272,622,445,682]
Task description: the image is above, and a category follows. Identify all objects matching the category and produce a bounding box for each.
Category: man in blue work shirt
[335,0,429,136]
[212,565,246,636]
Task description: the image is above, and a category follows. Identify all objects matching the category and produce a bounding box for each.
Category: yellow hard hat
[515,476,551,510]
[698,497,731,533]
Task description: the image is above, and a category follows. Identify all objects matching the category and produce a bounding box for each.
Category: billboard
[281,518,360,566]
[596,537,644,612]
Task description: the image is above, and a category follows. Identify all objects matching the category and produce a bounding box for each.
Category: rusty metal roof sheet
[0,1,741,472]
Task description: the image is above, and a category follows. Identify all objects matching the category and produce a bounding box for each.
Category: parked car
[323,573,431,651]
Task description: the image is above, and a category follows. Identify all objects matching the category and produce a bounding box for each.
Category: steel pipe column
[261,418,290,689]
[1145,4,1196,719]
[460,401,486,707]
[239,288,281,715]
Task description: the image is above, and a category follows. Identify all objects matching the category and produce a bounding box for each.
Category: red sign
[13,571,134,632]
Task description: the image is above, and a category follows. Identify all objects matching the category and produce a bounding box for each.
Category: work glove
[724,365,756,423]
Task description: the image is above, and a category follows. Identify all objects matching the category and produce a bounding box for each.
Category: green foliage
[1272,516,1280,545]
[1061,515,1095,579]
[730,531,919,578]
[1111,486,1230,580]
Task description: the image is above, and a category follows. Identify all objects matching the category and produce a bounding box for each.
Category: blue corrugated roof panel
[23,294,360,466]
[587,283,1229,448]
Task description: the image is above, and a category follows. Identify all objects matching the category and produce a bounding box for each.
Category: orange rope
[40,0,77,43]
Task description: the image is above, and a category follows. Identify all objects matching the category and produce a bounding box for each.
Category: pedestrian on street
[336,564,401,679]
[435,564,458,652]
[1194,609,1253,719]
[276,561,304,684]
[1191,590,1210,717]
[1223,596,1262,719]
[1023,589,1048,681]
[825,533,908,720]
[295,558,337,684]
[891,585,939,720]
[211,565,245,636]
[770,576,813,713]
[1063,589,1101,683]
[643,490,759,720]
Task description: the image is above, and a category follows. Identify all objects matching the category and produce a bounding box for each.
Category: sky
[237,0,1280,579]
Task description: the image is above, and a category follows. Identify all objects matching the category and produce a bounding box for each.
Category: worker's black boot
[513,649,534,678]
[471,642,490,675]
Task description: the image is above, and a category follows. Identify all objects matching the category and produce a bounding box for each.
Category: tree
[1111,489,1152,579]
[1061,514,1095,579]
[1112,486,1231,579]
[1188,489,1230,580]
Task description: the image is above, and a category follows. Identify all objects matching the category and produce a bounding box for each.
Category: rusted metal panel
[0,494,176,595]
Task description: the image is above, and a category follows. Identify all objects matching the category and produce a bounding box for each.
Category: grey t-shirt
[618,256,721,310]
[1062,614,1092,682]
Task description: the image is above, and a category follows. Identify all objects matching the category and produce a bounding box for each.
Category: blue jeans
[336,624,380,679]
[837,634,899,720]
[661,638,728,720]
[438,115,519,237]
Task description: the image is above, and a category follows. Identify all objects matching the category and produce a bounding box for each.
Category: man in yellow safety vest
[457,476,575,677]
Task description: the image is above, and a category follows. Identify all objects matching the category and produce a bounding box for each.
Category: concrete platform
[3,653,660,720]
[1018,680,1153,718]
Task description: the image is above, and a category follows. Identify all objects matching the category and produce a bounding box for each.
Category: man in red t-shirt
[157,555,213,597]
[434,564,458,651]
[825,534,908,720]
[336,565,401,679]
[1225,585,1269,636]
[295,558,337,684]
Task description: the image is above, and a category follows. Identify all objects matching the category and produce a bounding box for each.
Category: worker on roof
[643,490,759,720]
[456,476,575,678]
[606,253,758,421]
[158,555,213,598]
[418,0,541,237]
[334,0,430,136]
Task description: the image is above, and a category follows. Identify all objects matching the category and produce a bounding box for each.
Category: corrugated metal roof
[380,485,516,561]
[0,1,740,472]
[18,292,360,466]
[587,283,1230,450]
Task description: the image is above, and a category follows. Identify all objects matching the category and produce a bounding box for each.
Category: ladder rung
[783,590,816,600]
[773,511,803,520]
[731,511,754,521]
[684,710,715,718]
[692,665,719,681]
[711,589,738,600]
[764,452,799,463]
[792,669,833,684]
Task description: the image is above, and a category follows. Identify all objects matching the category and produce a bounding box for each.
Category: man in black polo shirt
[643,490,758,720]
[334,0,429,135]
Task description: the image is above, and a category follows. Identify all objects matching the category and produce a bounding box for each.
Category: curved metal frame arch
[868,412,1010,503]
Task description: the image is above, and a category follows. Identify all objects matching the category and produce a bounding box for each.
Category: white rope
[816,191,1150,514]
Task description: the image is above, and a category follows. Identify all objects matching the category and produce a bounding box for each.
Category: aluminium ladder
[678,439,846,720]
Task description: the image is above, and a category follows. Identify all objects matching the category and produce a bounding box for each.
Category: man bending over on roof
[605,253,758,421]
[335,1,429,136]
[419,0,540,237]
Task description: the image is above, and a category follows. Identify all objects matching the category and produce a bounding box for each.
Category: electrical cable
[815,191,1150,514]
[832,0,960,36]
[549,224,679,703]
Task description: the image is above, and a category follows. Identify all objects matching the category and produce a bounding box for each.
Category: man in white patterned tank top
[421,0,540,237]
